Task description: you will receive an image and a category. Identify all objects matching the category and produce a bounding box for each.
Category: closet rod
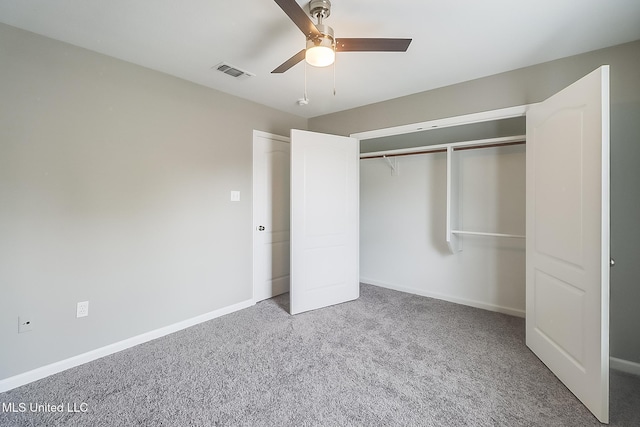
[364,148,447,160]
[453,140,525,151]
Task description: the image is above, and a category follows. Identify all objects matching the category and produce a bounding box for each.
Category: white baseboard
[610,357,640,376]
[361,278,526,318]
[0,299,255,393]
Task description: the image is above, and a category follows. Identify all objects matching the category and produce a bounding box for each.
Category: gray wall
[0,23,306,379]
[310,40,640,365]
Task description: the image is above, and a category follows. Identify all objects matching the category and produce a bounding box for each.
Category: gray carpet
[1,284,638,426]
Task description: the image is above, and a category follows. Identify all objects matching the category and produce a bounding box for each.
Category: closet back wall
[360,145,526,316]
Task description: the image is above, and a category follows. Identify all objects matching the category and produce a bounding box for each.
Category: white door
[253,131,291,302]
[526,66,610,423]
[290,129,359,315]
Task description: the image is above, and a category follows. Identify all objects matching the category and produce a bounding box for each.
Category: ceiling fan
[272,0,412,73]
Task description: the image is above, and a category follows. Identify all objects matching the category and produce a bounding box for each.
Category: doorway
[252,131,291,302]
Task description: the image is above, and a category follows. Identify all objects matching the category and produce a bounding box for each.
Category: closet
[358,116,527,317]
[353,67,610,422]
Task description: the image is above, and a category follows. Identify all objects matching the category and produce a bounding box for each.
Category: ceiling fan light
[306,46,335,67]
[305,37,335,67]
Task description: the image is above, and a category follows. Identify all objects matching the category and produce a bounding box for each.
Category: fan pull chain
[333,49,336,96]
[304,60,308,102]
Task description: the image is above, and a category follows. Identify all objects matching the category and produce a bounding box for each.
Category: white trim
[362,278,525,318]
[253,129,290,143]
[0,299,255,393]
[610,357,640,376]
[350,105,532,141]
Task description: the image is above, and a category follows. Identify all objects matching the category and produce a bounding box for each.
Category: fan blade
[274,0,321,38]
[272,49,306,73]
[336,38,412,52]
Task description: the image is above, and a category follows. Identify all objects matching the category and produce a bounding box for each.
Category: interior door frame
[252,130,290,303]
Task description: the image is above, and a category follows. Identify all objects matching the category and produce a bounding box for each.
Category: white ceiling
[1,0,639,118]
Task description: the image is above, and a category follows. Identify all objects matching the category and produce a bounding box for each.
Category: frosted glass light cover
[305,45,335,67]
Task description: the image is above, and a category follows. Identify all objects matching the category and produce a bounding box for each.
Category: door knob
[258,226,265,231]
[610,258,615,267]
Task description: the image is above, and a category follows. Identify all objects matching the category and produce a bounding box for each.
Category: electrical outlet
[76,301,89,318]
[18,316,33,333]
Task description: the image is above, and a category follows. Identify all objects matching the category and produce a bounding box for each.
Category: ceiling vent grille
[214,62,255,79]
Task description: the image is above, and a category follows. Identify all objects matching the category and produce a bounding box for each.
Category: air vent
[213,62,255,79]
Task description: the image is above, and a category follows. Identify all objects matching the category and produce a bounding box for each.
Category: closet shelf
[360,135,525,159]
[451,230,525,239]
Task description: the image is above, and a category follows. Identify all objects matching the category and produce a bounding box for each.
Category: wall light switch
[230,191,240,202]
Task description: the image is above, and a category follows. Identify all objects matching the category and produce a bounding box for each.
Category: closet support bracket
[383,155,399,176]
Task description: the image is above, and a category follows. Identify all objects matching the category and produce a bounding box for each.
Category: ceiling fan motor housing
[309,0,331,20]
[308,0,334,48]
[311,24,334,45]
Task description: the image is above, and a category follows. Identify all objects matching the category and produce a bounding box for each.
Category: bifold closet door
[526,66,610,423]
[289,129,359,315]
